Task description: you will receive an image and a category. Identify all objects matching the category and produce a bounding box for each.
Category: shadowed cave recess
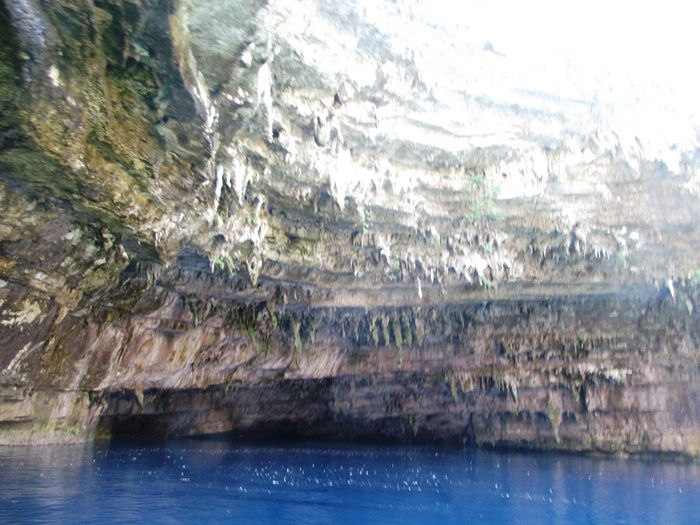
[0,0,699,456]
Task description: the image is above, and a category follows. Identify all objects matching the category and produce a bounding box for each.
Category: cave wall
[0,0,699,455]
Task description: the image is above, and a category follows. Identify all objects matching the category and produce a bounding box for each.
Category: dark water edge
[1,440,699,525]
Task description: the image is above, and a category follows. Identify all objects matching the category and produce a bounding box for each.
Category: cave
[0,0,699,461]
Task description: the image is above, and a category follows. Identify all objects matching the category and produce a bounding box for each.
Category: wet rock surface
[0,0,699,455]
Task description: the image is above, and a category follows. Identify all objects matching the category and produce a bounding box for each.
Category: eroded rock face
[0,0,699,454]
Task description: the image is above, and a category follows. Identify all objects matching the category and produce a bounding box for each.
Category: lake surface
[0,441,698,524]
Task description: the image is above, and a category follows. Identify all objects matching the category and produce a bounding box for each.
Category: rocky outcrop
[0,0,699,455]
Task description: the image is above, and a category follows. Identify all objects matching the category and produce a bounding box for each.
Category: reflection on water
[0,441,698,524]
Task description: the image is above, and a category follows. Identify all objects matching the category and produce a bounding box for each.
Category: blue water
[0,442,698,524]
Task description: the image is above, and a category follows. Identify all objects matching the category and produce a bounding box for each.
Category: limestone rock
[0,0,699,455]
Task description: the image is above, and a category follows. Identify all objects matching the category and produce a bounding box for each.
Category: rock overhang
[0,0,699,454]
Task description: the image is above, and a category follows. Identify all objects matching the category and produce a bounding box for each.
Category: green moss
[381,318,390,347]
[292,319,302,368]
[43,1,99,67]
[479,275,494,289]
[391,318,403,349]
[361,204,372,235]
[246,322,256,346]
[402,313,413,346]
[371,322,379,347]
[246,211,256,226]
[211,253,239,274]
[464,173,501,222]
[0,8,82,199]
[0,5,21,128]
[387,258,400,275]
